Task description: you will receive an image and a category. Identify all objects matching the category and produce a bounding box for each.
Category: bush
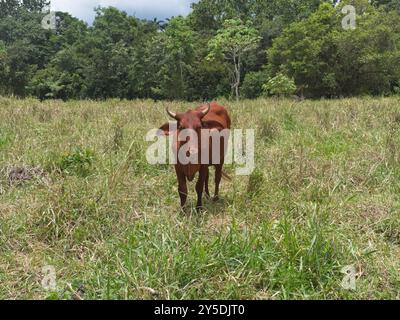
[58,148,95,177]
[263,73,296,97]
[241,71,269,99]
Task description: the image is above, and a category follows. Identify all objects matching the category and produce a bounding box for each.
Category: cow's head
[158,105,211,172]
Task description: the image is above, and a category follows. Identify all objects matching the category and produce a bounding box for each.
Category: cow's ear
[157,122,177,136]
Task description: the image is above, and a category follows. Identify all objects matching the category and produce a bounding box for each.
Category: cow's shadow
[204,197,229,214]
[180,196,230,217]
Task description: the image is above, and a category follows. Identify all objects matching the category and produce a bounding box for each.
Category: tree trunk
[233,53,241,101]
[235,79,239,101]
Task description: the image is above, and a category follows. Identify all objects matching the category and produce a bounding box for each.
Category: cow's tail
[221,171,232,181]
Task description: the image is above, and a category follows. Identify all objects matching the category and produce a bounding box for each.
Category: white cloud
[50,0,196,24]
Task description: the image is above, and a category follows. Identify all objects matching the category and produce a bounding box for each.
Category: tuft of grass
[57,148,95,177]
[375,211,400,245]
[259,117,280,143]
[247,169,265,198]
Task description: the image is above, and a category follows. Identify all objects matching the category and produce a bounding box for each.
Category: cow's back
[196,102,231,166]
[197,102,231,130]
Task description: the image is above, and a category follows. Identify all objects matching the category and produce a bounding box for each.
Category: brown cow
[158,102,231,210]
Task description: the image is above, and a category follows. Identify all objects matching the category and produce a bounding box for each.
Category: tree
[0,0,20,18]
[92,7,138,45]
[22,0,50,12]
[267,3,339,97]
[207,19,260,100]
[267,0,400,97]
[189,0,254,34]
[0,0,57,96]
[3,40,38,96]
[333,1,400,95]
[83,7,139,99]
[0,41,8,94]
[189,0,325,75]
[0,0,49,18]
[154,16,196,100]
[371,0,400,11]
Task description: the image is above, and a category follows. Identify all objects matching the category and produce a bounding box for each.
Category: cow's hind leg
[196,166,207,211]
[214,164,223,201]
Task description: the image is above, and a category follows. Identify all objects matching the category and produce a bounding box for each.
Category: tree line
[0,0,399,101]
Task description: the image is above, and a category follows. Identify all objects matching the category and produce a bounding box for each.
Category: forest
[1,0,400,101]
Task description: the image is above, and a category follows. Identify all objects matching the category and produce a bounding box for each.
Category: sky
[50,0,197,24]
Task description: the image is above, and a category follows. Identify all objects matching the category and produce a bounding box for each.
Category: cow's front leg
[175,166,188,208]
[196,166,207,211]
[205,167,211,199]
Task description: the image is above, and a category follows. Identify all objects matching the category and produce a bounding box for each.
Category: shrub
[263,73,296,97]
[241,71,269,99]
[58,148,95,177]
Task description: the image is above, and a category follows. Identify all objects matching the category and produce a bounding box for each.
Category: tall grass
[0,96,400,299]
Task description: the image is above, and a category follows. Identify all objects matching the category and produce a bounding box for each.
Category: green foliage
[0,0,400,99]
[263,73,296,97]
[247,169,265,197]
[371,0,400,11]
[375,211,400,245]
[207,19,260,61]
[155,16,197,100]
[333,3,400,96]
[268,0,400,97]
[241,70,269,99]
[207,19,261,100]
[58,148,95,177]
[0,0,49,18]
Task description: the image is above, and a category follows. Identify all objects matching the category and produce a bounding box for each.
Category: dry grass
[1,96,400,299]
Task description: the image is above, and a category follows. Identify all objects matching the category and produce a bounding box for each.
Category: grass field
[1,96,400,300]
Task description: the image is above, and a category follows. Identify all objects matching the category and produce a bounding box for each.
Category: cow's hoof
[180,205,190,215]
[213,196,220,202]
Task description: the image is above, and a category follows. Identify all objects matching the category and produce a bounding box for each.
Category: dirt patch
[356,203,389,221]
[5,166,45,186]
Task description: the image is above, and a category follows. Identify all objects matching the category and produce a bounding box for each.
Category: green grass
[1,96,400,299]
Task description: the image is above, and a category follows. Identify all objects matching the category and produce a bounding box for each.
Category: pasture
[1,96,400,299]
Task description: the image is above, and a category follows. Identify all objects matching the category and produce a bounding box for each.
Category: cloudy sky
[50,0,197,24]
